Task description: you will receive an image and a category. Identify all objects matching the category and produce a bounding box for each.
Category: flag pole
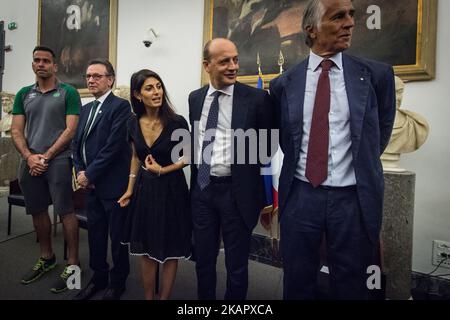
[272,51,286,256]
[257,52,274,240]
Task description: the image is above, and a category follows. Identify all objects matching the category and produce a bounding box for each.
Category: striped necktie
[81,100,100,149]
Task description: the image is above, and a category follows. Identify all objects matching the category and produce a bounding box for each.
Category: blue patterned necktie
[197,91,221,190]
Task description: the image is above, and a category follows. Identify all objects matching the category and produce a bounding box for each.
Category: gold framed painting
[202,0,437,86]
[38,0,118,97]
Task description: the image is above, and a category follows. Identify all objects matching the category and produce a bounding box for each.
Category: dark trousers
[86,192,130,289]
[280,179,379,300]
[191,181,251,300]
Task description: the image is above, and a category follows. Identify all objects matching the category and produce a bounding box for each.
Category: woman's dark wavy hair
[130,69,177,126]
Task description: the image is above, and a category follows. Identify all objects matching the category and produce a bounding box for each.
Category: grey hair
[302,0,325,48]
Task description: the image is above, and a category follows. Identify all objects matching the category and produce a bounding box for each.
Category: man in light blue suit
[269,0,396,299]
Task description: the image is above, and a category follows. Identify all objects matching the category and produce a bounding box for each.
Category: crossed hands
[27,154,48,176]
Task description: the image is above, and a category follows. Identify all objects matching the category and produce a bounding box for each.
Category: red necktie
[305,59,334,188]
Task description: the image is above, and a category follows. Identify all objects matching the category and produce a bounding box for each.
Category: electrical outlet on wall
[432,240,450,269]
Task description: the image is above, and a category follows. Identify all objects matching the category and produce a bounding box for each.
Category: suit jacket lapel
[343,54,370,160]
[285,59,308,159]
[231,82,249,130]
[190,86,208,168]
[192,86,209,123]
[77,103,90,141]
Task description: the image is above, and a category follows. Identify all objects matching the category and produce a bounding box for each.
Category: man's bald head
[203,38,238,62]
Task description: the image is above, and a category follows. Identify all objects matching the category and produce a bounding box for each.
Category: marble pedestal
[381,171,415,300]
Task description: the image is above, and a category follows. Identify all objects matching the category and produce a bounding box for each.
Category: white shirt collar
[95,90,112,104]
[207,83,234,97]
[309,51,343,71]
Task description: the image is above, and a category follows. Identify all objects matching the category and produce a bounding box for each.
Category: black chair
[7,179,57,236]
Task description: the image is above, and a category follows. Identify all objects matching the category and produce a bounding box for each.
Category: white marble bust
[0,91,15,137]
[381,76,429,172]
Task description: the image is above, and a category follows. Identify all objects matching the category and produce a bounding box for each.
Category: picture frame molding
[37,0,118,97]
[202,0,438,86]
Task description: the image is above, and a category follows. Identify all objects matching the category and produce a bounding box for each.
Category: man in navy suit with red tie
[72,59,131,300]
[270,0,396,299]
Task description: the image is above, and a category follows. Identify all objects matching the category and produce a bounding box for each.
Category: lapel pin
[360,77,365,81]
[99,110,102,114]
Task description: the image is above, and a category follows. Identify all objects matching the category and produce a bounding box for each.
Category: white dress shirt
[196,84,234,177]
[295,51,356,187]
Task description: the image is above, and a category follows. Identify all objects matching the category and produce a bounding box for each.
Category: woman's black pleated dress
[122,115,191,263]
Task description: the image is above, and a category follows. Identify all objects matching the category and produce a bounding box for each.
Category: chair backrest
[73,188,87,210]
[9,178,53,205]
[9,179,21,195]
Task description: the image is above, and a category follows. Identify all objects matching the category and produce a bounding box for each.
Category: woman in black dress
[118,69,191,300]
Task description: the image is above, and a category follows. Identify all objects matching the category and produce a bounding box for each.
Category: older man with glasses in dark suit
[72,58,132,300]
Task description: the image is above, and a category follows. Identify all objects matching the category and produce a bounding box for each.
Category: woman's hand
[117,190,133,207]
[144,154,163,175]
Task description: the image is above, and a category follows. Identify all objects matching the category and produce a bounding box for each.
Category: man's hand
[27,154,48,176]
[77,171,90,188]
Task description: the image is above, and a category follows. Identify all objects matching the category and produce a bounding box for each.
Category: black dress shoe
[73,281,107,300]
[102,286,125,300]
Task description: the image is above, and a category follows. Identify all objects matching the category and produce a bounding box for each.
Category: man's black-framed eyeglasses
[84,74,111,81]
